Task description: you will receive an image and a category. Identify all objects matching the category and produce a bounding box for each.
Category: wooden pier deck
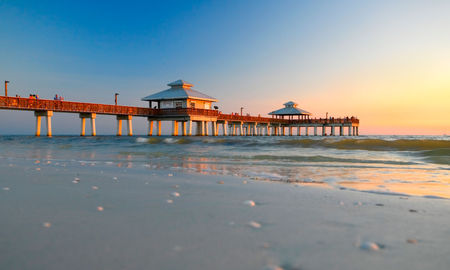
[0,96,359,136]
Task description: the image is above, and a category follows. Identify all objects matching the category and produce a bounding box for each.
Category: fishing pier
[0,80,359,137]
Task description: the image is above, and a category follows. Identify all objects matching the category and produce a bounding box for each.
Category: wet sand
[1,158,450,270]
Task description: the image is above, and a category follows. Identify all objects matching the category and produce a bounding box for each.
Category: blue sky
[1,0,449,135]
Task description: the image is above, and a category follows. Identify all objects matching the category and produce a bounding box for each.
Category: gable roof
[269,101,311,115]
[141,80,217,102]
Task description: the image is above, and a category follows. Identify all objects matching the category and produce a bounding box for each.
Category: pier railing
[217,113,358,125]
[218,113,289,124]
[0,96,153,116]
[0,96,359,125]
[150,108,220,117]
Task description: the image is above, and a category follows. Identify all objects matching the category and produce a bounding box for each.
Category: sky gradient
[1,0,449,135]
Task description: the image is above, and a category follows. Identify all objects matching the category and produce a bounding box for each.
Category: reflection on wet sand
[156,156,450,198]
[337,168,450,198]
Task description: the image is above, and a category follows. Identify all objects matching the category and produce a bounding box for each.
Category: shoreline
[1,157,450,269]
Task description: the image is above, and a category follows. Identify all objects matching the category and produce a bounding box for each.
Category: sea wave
[277,138,450,151]
[250,154,417,165]
[135,137,450,152]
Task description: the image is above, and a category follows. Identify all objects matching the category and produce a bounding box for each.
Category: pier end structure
[268,101,358,136]
[142,80,219,136]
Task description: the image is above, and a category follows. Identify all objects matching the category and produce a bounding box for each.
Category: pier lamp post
[115,93,119,105]
[240,107,244,116]
[4,81,9,96]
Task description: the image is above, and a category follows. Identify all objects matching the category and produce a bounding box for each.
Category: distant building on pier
[268,101,311,120]
[141,80,217,110]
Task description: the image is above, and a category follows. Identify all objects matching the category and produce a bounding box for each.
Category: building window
[175,101,183,108]
[190,102,195,108]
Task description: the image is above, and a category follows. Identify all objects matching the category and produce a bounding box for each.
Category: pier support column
[157,121,162,136]
[348,126,352,136]
[91,116,96,136]
[254,124,258,136]
[314,126,317,136]
[239,122,243,136]
[339,126,343,136]
[188,120,192,136]
[205,122,209,136]
[353,126,356,136]
[35,115,41,137]
[80,117,86,136]
[223,121,228,136]
[196,121,205,136]
[298,126,301,136]
[281,127,285,136]
[289,127,293,136]
[148,119,153,136]
[117,115,132,136]
[46,113,52,137]
[331,126,335,136]
[305,127,309,136]
[127,116,133,136]
[213,121,218,136]
[116,119,122,136]
[182,122,187,136]
[80,113,96,136]
[35,111,53,137]
[266,126,270,136]
[356,126,359,136]
[322,126,326,136]
[196,122,201,136]
[172,121,178,136]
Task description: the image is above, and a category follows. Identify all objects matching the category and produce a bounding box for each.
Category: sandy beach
[1,154,450,270]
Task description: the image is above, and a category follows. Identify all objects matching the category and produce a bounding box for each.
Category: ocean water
[1,135,449,198]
